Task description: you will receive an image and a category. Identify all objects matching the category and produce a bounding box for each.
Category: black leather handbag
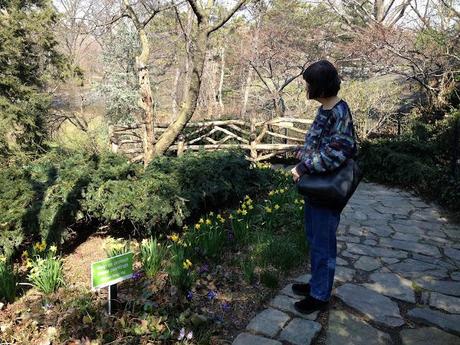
[296,112,363,210]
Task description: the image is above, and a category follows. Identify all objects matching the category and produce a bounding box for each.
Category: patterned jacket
[295,99,356,175]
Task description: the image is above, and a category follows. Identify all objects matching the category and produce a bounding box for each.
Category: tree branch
[207,0,247,35]
[186,0,204,23]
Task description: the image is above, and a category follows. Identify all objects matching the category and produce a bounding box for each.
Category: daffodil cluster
[33,240,47,253]
[103,237,130,257]
[182,259,192,270]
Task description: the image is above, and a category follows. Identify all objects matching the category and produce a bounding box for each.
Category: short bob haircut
[302,60,341,99]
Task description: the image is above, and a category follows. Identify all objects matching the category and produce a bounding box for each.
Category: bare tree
[151,0,248,156]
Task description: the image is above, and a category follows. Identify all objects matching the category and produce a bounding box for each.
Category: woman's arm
[295,107,355,175]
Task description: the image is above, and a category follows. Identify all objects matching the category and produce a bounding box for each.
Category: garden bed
[0,159,310,344]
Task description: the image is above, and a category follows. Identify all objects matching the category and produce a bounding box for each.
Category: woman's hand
[291,166,300,183]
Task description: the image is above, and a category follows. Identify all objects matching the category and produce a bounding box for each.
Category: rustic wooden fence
[109,117,313,162]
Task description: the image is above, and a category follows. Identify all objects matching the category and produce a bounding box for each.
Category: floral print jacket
[295,99,357,175]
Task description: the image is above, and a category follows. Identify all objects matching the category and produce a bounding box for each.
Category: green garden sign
[91,252,133,290]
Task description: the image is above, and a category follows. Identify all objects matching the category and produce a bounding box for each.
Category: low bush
[0,149,274,258]
[359,109,460,216]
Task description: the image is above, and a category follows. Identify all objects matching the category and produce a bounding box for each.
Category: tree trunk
[172,66,181,118]
[218,46,225,115]
[136,28,156,166]
[152,29,208,156]
[240,66,253,119]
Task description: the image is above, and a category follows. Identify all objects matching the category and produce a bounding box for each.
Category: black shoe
[292,283,311,296]
[294,295,329,314]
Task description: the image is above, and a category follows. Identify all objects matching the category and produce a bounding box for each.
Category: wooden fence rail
[109,117,313,162]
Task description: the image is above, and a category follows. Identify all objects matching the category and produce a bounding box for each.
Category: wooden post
[177,134,185,157]
[249,117,258,161]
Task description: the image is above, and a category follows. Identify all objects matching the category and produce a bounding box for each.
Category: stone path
[232,182,460,345]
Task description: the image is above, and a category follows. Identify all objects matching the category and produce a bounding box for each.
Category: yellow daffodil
[217,215,225,223]
[241,203,246,210]
[229,214,233,220]
[265,207,272,213]
[248,205,254,210]
[294,199,299,204]
[209,212,214,216]
[142,239,149,246]
[182,259,192,270]
[241,210,248,216]
[300,199,305,204]
[0,256,6,264]
[195,223,201,230]
[268,191,274,196]
[236,209,242,215]
[49,245,57,253]
[206,219,212,225]
[183,225,189,230]
[173,234,180,242]
[199,218,204,224]
[274,204,280,210]
[21,251,29,259]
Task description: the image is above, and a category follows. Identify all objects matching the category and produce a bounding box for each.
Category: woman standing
[291,60,357,314]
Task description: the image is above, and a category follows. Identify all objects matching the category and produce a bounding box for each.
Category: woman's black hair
[302,60,341,99]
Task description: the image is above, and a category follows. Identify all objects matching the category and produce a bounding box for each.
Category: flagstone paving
[231,182,460,345]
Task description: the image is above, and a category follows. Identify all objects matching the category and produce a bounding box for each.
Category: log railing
[109,117,313,162]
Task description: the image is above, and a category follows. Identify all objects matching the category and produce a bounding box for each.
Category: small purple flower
[207,290,217,300]
[221,302,231,312]
[132,271,143,281]
[198,264,209,274]
[178,327,185,340]
[186,291,193,301]
[186,331,193,340]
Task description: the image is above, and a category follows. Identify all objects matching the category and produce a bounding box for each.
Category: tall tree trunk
[136,28,155,166]
[152,0,247,156]
[152,29,208,156]
[218,46,225,115]
[240,67,253,119]
[172,66,181,118]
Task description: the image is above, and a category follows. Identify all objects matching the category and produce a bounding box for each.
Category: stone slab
[363,272,415,303]
[293,274,311,284]
[346,243,407,259]
[355,256,382,272]
[232,333,281,345]
[335,284,404,327]
[428,292,460,314]
[326,309,392,345]
[400,327,460,345]
[335,266,355,283]
[279,318,321,345]
[407,307,460,334]
[268,295,319,320]
[415,277,460,297]
[379,238,441,257]
[246,308,290,337]
[445,248,460,262]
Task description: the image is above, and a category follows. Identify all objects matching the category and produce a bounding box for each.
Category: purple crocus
[178,327,186,341]
[186,291,193,301]
[221,302,231,312]
[198,264,209,274]
[132,271,143,281]
[207,290,217,300]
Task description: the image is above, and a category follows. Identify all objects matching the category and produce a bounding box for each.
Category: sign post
[91,252,134,314]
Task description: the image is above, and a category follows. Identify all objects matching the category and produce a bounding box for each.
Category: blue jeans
[304,200,341,301]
